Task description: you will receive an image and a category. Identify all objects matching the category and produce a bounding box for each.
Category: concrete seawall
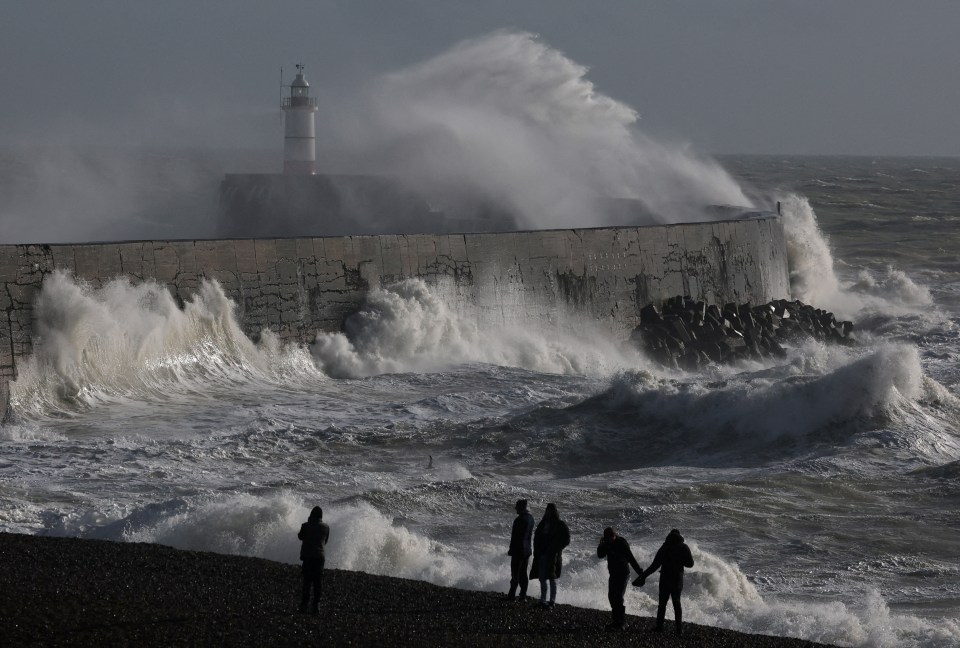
[1,215,789,419]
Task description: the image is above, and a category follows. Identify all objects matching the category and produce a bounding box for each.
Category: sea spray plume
[11,272,322,417]
[0,147,221,244]
[368,30,752,228]
[778,194,933,320]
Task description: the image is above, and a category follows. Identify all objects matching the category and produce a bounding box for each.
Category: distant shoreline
[0,532,837,647]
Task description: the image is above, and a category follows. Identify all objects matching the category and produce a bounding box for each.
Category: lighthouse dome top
[291,63,310,88]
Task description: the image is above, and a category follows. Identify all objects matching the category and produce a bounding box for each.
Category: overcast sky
[1,0,957,156]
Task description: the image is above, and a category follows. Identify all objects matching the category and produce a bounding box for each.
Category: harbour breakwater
[0,214,789,419]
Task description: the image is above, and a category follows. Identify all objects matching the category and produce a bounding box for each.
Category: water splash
[310,278,643,378]
[779,194,933,320]
[10,271,323,418]
[364,30,752,228]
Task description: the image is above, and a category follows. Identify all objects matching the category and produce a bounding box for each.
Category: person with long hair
[529,502,570,607]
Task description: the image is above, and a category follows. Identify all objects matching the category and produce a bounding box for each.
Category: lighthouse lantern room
[281,64,318,174]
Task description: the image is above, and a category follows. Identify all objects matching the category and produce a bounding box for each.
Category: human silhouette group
[297,499,694,633]
[507,499,694,633]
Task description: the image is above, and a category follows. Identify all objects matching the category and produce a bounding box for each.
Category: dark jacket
[298,520,330,561]
[641,530,694,591]
[508,511,535,557]
[597,536,643,577]
[530,518,571,580]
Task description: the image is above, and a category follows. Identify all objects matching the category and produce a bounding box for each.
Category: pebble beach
[0,532,838,647]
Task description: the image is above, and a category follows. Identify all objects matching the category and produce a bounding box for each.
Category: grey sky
[1,0,957,155]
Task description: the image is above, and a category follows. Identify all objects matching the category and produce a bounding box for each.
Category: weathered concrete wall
[0,215,789,419]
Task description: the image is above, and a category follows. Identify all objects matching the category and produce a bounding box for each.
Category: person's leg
[616,574,628,626]
[656,588,670,630]
[607,573,627,627]
[300,562,311,611]
[518,555,530,599]
[310,557,324,612]
[548,578,557,605]
[672,589,683,633]
[316,557,325,598]
[508,555,520,598]
[537,556,549,604]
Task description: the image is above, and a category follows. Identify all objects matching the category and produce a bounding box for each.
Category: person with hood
[506,499,535,601]
[597,526,643,630]
[529,502,570,607]
[298,506,330,614]
[635,528,694,634]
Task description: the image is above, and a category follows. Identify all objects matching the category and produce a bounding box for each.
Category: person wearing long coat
[529,502,570,607]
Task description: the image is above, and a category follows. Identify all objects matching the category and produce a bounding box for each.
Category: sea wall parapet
[0,215,789,419]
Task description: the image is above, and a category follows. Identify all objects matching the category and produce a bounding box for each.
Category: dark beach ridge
[0,532,837,647]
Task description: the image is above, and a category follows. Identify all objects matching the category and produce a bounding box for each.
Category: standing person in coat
[597,527,643,630]
[506,499,535,601]
[529,502,570,607]
[636,528,694,634]
[298,506,330,614]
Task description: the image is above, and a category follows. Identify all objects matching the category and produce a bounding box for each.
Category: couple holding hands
[598,526,694,633]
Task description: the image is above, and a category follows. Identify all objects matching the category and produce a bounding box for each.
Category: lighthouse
[282,64,318,174]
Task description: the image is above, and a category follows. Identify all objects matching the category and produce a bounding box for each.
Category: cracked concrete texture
[0,216,789,419]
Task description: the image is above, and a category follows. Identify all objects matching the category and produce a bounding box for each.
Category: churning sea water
[2,156,959,647]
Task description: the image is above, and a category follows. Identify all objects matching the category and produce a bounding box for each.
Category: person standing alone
[506,499,535,601]
[298,506,330,614]
[637,528,694,634]
[597,527,643,630]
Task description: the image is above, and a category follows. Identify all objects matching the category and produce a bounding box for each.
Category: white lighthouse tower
[282,64,318,174]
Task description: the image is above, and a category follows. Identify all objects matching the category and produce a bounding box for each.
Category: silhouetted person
[298,506,330,614]
[597,527,643,630]
[636,528,694,634]
[530,502,570,607]
[506,499,535,601]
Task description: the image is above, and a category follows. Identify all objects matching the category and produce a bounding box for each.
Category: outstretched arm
[626,546,643,575]
[641,547,664,579]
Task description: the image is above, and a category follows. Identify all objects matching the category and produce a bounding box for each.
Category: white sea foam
[118,489,960,648]
[592,342,960,467]
[779,194,934,320]
[10,272,323,418]
[311,278,644,378]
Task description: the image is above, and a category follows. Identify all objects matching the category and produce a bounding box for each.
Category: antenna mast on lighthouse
[281,63,318,174]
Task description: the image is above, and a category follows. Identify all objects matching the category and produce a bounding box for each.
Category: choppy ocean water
[1,155,959,647]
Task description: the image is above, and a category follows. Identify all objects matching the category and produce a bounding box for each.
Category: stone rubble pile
[630,296,855,370]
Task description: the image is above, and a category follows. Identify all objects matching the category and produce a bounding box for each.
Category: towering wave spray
[10,272,324,418]
[356,30,752,228]
[778,194,933,320]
